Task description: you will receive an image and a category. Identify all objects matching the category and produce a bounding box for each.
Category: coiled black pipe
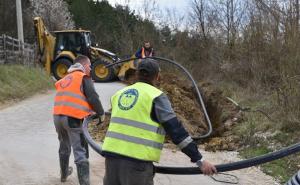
[106,56,212,139]
[286,170,300,185]
[82,116,300,175]
[82,116,103,155]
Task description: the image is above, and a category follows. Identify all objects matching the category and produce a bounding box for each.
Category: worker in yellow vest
[135,41,154,58]
[53,55,104,185]
[102,59,217,185]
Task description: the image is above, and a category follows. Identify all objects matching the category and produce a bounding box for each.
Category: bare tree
[191,0,208,40]
[30,0,74,30]
[139,0,160,21]
[161,8,186,32]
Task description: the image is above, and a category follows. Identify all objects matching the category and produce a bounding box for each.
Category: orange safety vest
[53,71,93,119]
[141,47,153,58]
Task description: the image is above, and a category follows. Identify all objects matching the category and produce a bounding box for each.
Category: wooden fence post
[0,34,36,66]
[0,35,2,64]
[33,44,36,66]
[17,41,21,63]
[3,34,7,64]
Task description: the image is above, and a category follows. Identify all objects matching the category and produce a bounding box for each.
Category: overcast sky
[106,0,192,25]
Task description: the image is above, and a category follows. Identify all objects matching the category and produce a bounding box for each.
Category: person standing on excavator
[101,58,217,185]
[135,41,155,58]
[53,55,105,185]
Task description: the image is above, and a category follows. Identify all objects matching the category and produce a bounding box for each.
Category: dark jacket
[67,63,104,117]
[82,76,104,116]
[135,47,155,58]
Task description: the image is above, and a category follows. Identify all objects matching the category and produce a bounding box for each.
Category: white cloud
[106,0,193,30]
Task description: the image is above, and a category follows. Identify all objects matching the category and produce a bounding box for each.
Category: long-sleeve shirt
[151,94,202,163]
[82,76,104,116]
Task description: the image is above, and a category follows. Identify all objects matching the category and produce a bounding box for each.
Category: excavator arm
[33,17,56,75]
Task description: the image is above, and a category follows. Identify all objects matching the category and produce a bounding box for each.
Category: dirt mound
[160,73,240,138]
[89,73,241,150]
[88,118,109,142]
[159,73,207,137]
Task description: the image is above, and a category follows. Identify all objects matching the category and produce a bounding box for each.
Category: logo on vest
[118,89,139,110]
[60,75,73,88]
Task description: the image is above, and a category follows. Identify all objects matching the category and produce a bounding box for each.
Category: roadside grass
[0,65,54,103]
[240,146,296,182]
[218,81,300,183]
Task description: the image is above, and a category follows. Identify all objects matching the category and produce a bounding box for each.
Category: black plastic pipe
[82,116,103,155]
[82,116,300,175]
[106,56,212,139]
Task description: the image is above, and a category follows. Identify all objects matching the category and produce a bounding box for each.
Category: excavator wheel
[52,59,72,80]
[91,59,116,82]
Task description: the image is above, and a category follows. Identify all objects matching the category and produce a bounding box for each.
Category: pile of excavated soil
[159,73,207,138]
[89,73,241,150]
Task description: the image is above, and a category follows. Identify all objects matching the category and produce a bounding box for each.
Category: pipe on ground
[82,116,300,175]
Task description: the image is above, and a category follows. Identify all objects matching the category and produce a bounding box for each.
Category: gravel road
[0,82,279,185]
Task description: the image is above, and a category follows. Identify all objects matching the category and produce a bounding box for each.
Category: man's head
[74,55,91,76]
[137,58,160,85]
[143,41,151,49]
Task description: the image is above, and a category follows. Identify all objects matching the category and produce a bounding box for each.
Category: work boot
[76,161,90,185]
[59,155,73,182]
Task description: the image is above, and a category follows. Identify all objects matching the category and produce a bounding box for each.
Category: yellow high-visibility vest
[102,82,165,162]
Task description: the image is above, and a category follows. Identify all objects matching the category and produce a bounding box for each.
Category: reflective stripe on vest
[56,91,87,102]
[106,131,163,150]
[102,82,165,162]
[54,101,93,113]
[53,71,93,119]
[141,47,153,58]
[110,117,166,135]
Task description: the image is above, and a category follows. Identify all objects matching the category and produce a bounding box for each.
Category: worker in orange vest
[135,41,155,58]
[53,55,104,185]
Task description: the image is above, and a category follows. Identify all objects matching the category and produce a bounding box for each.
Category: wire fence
[0,34,36,65]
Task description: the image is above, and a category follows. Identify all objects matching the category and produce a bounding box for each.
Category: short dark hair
[137,59,160,83]
[74,55,89,65]
[137,70,157,83]
[143,41,151,45]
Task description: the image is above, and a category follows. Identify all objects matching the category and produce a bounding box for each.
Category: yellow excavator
[34,17,137,82]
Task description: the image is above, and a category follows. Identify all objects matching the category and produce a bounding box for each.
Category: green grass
[218,81,300,183]
[0,65,54,103]
[240,146,271,157]
[240,146,297,183]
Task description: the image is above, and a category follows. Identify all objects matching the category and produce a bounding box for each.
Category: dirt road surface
[0,82,279,185]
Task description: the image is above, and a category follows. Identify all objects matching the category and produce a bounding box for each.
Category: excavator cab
[51,30,91,79]
[54,31,91,58]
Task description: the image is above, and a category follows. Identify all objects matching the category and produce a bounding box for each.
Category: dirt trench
[89,73,241,151]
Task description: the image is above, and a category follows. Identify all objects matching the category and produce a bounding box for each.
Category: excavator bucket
[117,56,141,83]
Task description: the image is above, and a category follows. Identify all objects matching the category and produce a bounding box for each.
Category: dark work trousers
[53,115,89,164]
[103,156,154,185]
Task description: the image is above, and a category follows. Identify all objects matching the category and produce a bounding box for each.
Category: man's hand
[199,160,217,175]
[97,114,105,125]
